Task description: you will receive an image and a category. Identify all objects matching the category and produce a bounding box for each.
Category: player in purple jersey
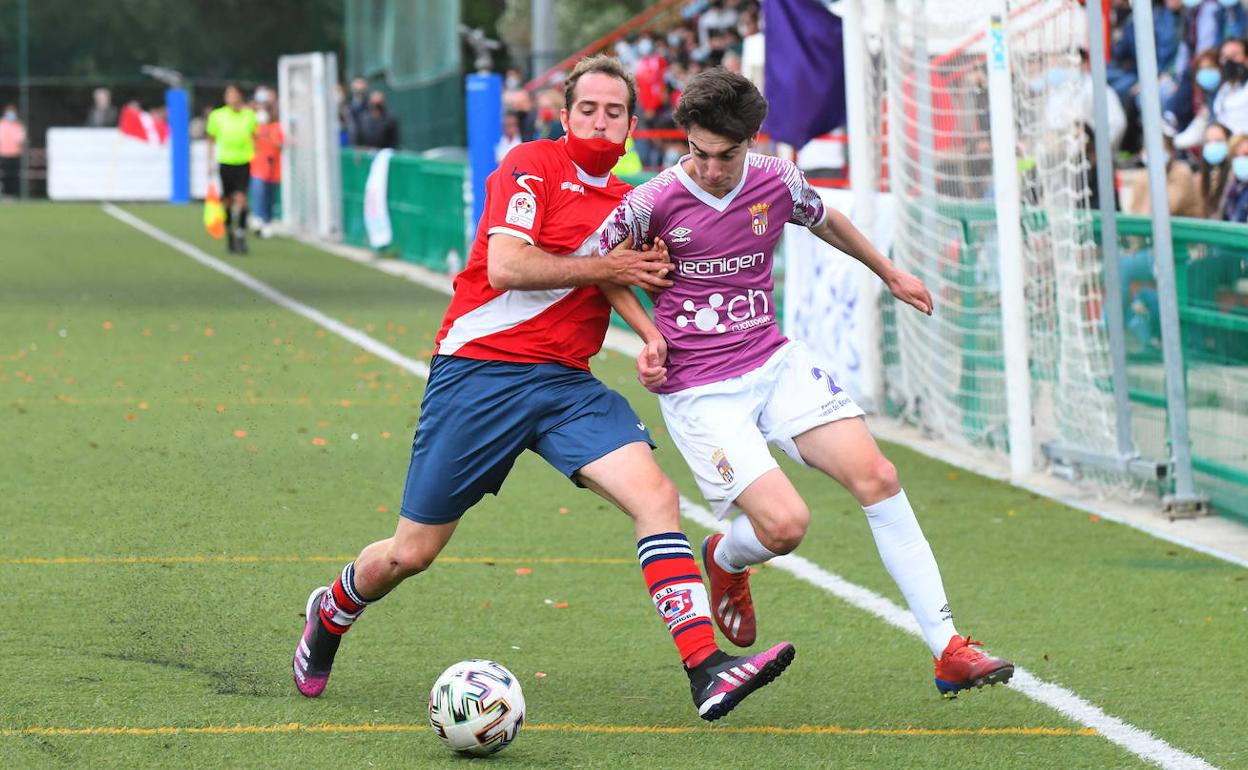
[599,69,1013,698]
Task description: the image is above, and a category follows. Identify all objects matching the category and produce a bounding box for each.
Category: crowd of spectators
[500,0,762,171]
[1106,0,1248,224]
[338,76,401,151]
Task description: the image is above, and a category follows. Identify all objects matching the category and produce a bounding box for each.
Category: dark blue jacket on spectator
[1108,4,1182,100]
[1222,179,1248,223]
[1179,2,1246,75]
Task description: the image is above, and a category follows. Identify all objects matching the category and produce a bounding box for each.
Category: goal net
[856,0,1135,485]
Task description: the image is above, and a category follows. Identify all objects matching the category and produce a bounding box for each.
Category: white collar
[674,154,750,212]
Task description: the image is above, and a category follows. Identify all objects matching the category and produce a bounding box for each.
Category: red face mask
[563,132,626,176]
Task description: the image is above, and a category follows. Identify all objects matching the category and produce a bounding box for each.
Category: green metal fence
[340,148,470,272]
[1101,215,1248,523]
[881,202,1248,523]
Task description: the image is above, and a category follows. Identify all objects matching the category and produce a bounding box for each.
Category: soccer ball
[428,659,525,756]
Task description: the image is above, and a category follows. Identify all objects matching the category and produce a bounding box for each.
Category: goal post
[278,52,343,241]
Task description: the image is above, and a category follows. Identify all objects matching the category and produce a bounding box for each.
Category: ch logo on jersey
[675,290,772,334]
[712,448,735,484]
[749,202,771,235]
[668,226,693,245]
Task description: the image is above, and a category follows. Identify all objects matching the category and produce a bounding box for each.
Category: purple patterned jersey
[600,153,826,393]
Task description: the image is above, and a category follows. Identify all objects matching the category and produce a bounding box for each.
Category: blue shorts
[399,355,656,524]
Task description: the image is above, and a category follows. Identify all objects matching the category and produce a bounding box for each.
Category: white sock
[714,514,780,573]
[863,489,958,657]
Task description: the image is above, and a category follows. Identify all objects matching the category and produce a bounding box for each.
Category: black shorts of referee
[218,162,251,198]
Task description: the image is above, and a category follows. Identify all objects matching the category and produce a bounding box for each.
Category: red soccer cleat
[933,634,1014,698]
[702,533,757,647]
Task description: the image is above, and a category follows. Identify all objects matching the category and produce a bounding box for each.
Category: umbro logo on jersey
[560,181,586,194]
[668,226,693,244]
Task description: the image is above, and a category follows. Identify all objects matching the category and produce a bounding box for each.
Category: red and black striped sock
[318,561,373,636]
[637,533,718,668]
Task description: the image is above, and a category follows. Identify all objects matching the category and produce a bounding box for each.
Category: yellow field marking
[1,723,1099,738]
[0,555,633,567]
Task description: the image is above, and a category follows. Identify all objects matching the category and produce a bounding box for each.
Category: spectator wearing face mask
[1170,48,1223,147]
[1218,132,1248,221]
[249,102,284,237]
[1177,0,1243,77]
[347,77,370,145]
[0,103,24,197]
[1185,129,1248,355]
[1211,37,1248,135]
[356,91,400,150]
[1198,121,1235,216]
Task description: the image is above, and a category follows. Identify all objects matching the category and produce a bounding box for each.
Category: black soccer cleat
[687,642,795,721]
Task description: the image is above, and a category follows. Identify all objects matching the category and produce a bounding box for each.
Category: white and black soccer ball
[428,659,525,756]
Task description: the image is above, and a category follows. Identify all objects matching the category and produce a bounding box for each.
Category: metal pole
[532,0,556,79]
[1130,0,1200,505]
[1086,0,1134,458]
[18,0,30,199]
[985,2,1035,476]
[841,0,883,411]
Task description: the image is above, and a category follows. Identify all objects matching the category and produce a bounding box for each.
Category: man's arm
[487,234,673,292]
[600,282,668,389]
[809,208,933,315]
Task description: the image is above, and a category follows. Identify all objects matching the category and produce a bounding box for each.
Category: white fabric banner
[363,148,393,249]
[782,189,895,413]
[48,129,210,201]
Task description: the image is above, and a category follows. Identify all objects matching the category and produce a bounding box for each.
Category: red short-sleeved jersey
[433,138,632,370]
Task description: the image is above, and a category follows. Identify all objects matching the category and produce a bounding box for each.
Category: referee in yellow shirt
[206,84,258,254]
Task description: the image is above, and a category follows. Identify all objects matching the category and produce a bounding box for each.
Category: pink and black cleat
[687,642,796,721]
[292,586,341,697]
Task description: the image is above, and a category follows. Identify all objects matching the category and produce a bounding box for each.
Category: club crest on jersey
[657,588,694,621]
[712,448,735,484]
[505,191,537,228]
[748,202,771,235]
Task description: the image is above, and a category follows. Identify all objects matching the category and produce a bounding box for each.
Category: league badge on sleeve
[505,191,537,229]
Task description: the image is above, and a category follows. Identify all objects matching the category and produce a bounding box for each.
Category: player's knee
[757,505,810,555]
[388,541,438,578]
[855,457,900,504]
[629,475,681,530]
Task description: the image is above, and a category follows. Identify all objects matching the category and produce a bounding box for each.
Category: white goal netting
[858,0,1135,485]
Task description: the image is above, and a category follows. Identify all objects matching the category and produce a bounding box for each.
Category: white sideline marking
[294,233,1248,572]
[107,207,1219,770]
[101,205,428,379]
[677,502,1216,770]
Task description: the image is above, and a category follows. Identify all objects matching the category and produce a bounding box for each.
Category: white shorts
[658,341,865,519]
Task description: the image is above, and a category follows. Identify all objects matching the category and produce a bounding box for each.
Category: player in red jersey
[292,55,794,721]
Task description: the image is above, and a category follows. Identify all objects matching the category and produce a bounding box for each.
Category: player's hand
[605,236,674,291]
[636,336,669,389]
[887,268,933,315]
